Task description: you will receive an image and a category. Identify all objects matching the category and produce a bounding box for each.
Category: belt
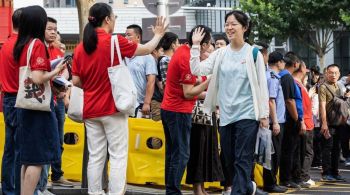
[3,92,17,97]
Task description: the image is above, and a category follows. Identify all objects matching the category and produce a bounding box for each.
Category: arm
[269,99,280,135]
[72,75,82,88]
[142,74,156,115]
[31,62,65,84]
[285,99,298,121]
[182,79,210,99]
[133,17,168,56]
[319,101,329,136]
[256,52,269,120]
[189,27,218,76]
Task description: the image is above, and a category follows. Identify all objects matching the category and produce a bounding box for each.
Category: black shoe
[280,181,301,190]
[264,185,287,193]
[255,188,269,195]
[333,175,346,182]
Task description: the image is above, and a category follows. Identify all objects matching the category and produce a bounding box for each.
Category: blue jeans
[219,119,259,195]
[1,94,21,195]
[161,109,192,195]
[51,98,65,180]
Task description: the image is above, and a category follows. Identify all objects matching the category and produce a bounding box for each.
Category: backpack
[323,84,350,126]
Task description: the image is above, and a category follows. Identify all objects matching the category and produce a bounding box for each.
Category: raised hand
[152,16,169,37]
[192,27,206,46]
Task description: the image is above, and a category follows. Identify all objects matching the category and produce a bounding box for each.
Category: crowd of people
[0,2,349,195]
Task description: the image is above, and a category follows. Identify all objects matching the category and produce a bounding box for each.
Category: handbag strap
[110,34,123,67]
[26,39,37,70]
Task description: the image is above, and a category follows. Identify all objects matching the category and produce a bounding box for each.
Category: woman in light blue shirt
[190,10,269,195]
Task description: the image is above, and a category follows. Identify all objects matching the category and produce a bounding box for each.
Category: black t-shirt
[280,73,295,100]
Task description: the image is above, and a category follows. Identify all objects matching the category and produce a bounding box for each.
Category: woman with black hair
[190,10,269,195]
[13,5,66,195]
[71,2,167,194]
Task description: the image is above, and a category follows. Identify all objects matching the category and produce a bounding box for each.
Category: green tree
[76,0,95,41]
[240,0,350,70]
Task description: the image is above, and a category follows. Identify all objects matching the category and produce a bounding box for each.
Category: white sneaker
[251,181,257,195]
[306,179,316,186]
[222,189,232,195]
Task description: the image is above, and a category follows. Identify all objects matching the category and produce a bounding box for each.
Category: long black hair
[83,3,113,54]
[13,6,48,61]
[225,10,252,42]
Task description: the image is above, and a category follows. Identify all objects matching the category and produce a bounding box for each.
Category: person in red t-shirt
[71,3,167,194]
[293,61,315,187]
[0,8,22,195]
[13,6,66,195]
[160,25,211,194]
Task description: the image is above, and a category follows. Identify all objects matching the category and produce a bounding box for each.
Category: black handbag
[192,100,214,126]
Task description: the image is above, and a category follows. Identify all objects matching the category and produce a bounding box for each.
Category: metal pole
[157,0,169,27]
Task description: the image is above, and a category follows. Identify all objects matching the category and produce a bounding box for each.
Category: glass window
[334,31,350,75]
[289,35,317,68]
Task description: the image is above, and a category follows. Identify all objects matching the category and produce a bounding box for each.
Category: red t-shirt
[161,45,197,113]
[296,81,314,130]
[48,44,64,60]
[72,29,137,119]
[0,33,19,93]
[18,39,51,72]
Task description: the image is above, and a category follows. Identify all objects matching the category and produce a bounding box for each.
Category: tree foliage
[240,0,350,68]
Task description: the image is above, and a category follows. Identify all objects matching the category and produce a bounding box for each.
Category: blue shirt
[266,68,286,124]
[126,54,158,104]
[294,81,304,121]
[218,43,255,126]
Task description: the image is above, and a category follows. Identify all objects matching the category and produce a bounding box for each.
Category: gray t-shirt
[126,54,158,104]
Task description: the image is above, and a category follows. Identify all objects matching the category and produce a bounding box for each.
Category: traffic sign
[142,16,186,41]
[143,0,184,16]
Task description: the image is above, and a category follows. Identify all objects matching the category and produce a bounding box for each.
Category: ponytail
[83,22,98,54]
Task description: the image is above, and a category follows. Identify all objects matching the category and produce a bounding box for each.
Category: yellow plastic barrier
[0,113,263,189]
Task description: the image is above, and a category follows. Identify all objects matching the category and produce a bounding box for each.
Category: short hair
[160,32,178,51]
[127,24,142,40]
[326,64,340,71]
[47,17,57,24]
[214,34,228,45]
[188,25,212,46]
[284,51,300,67]
[268,51,284,65]
[12,8,22,30]
[254,41,269,54]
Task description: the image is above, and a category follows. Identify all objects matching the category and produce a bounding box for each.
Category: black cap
[268,51,284,64]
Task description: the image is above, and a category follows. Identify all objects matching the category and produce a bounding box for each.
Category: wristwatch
[192,45,200,49]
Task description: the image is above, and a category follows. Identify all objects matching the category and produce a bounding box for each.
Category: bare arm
[31,61,66,84]
[142,75,156,115]
[269,99,280,135]
[182,79,210,99]
[319,101,328,134]
[285,98,298,121]
[134,17,168,56]
[72,75,82,88]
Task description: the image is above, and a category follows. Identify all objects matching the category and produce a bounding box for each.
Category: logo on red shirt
[36,57,45,65]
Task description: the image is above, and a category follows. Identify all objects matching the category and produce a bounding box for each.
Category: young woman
[13,6,65,195]
[71,2,167,194]
[189,10,269,195]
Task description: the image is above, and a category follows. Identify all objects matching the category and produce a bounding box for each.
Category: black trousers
[280,120,301,183]
[301,130,314,182]
[321,126,341,176]
[340,125,350,159]
[263,123,284,188]
[312,127,322,166]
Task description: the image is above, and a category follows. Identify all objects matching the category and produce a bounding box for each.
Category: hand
[151,16,168,37]
[55,60,67,74]
[272,123,280,136]
[64,95,70,109]
[321,123,330,138]
[142,103,151,116]
[259,118,269,129]
[300,121,306,135]
[192,27,206,46]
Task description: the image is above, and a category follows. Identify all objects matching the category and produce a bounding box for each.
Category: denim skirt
[18,98,60,165]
